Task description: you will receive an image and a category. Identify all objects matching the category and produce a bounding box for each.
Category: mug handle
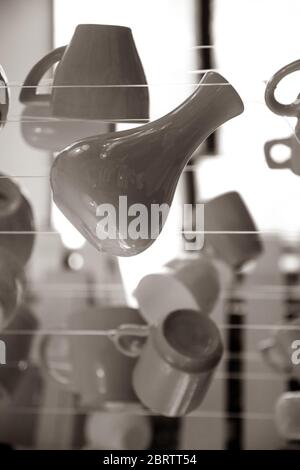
[264,137,292,170]
[265,60,300,117]
[109,324,150,358]
[19,46,67,104]
[259,338,292,374]
[39,335,77,392]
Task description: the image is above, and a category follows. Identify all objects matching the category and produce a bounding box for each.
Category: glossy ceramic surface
[264,135,300,175]
[0,176,35,267]
[20,24,149,122]
[134,254,220,323]
[133,309,223,417]
[21,103,111,151]
[0,65,9,130]
[203,191,263,269]
[51,71,244,257]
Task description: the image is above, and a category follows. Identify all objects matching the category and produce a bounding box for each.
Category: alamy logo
[95,196,205,251]
[0,340,6,365]
[291,340,300,365]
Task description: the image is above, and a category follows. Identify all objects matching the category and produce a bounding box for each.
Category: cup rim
[75,24,132,33]
[153,309,223,373]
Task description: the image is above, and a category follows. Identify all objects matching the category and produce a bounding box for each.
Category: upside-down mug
[134,254,220,324]
[20,24,149,122]
[203,191,263,269]
[264,135,300,176]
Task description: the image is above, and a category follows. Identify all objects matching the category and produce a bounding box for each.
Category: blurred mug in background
[39,306,146,409]
[203,191,263,270]
[134,254,220,324]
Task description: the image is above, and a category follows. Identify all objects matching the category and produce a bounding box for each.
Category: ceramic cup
[20,24,149,122]
[259,318,300,378]
[114,309,223,417]
[0,247,24,330]
[203,191,263,269]
[39,306,146,408]
[0,65,9,130]
[0,306,39,404]
[0,175,35,267]
[21,104,112,152]
[265,59,300,140]
[84,412,152,450]
[275,392,300,440]
[0,366,43,446]
[264,135,300,176]
[134,254,220,324]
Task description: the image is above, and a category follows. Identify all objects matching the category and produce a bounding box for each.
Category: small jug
[51,71,244,257]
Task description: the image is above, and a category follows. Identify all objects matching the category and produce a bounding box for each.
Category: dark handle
[19,46,66,104]
[265,60,300,117]
[264,137,292,170]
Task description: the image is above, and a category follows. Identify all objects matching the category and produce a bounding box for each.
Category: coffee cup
[39,306,146,408]
[0,175,35,267]
[0,306,39,404]
[20,24,149,122]
[134,254,220,324]
[259,318,300,378]
[114,309,223,417]
[264,135,300,175]
[203,191,263,269]
[275,392,300,440]
[84,412,152,450]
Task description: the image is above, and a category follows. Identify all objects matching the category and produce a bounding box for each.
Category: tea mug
[0,306,39,404]
[21,104,111,152]
[39,306,146,408]
[265,59,300,139]
[259,318,300,378]
[264,135,300,175]
[0,65,9,130]
[134,254,220,324]
[20,24,149,122]
[0,175,35,267]
[85,412,152,450]
[275,392,300,440]
[203,191,263,269]
[114,309,223,417]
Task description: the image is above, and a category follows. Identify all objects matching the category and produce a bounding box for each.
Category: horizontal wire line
[0,407,274,420]
[3,323,300,335]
